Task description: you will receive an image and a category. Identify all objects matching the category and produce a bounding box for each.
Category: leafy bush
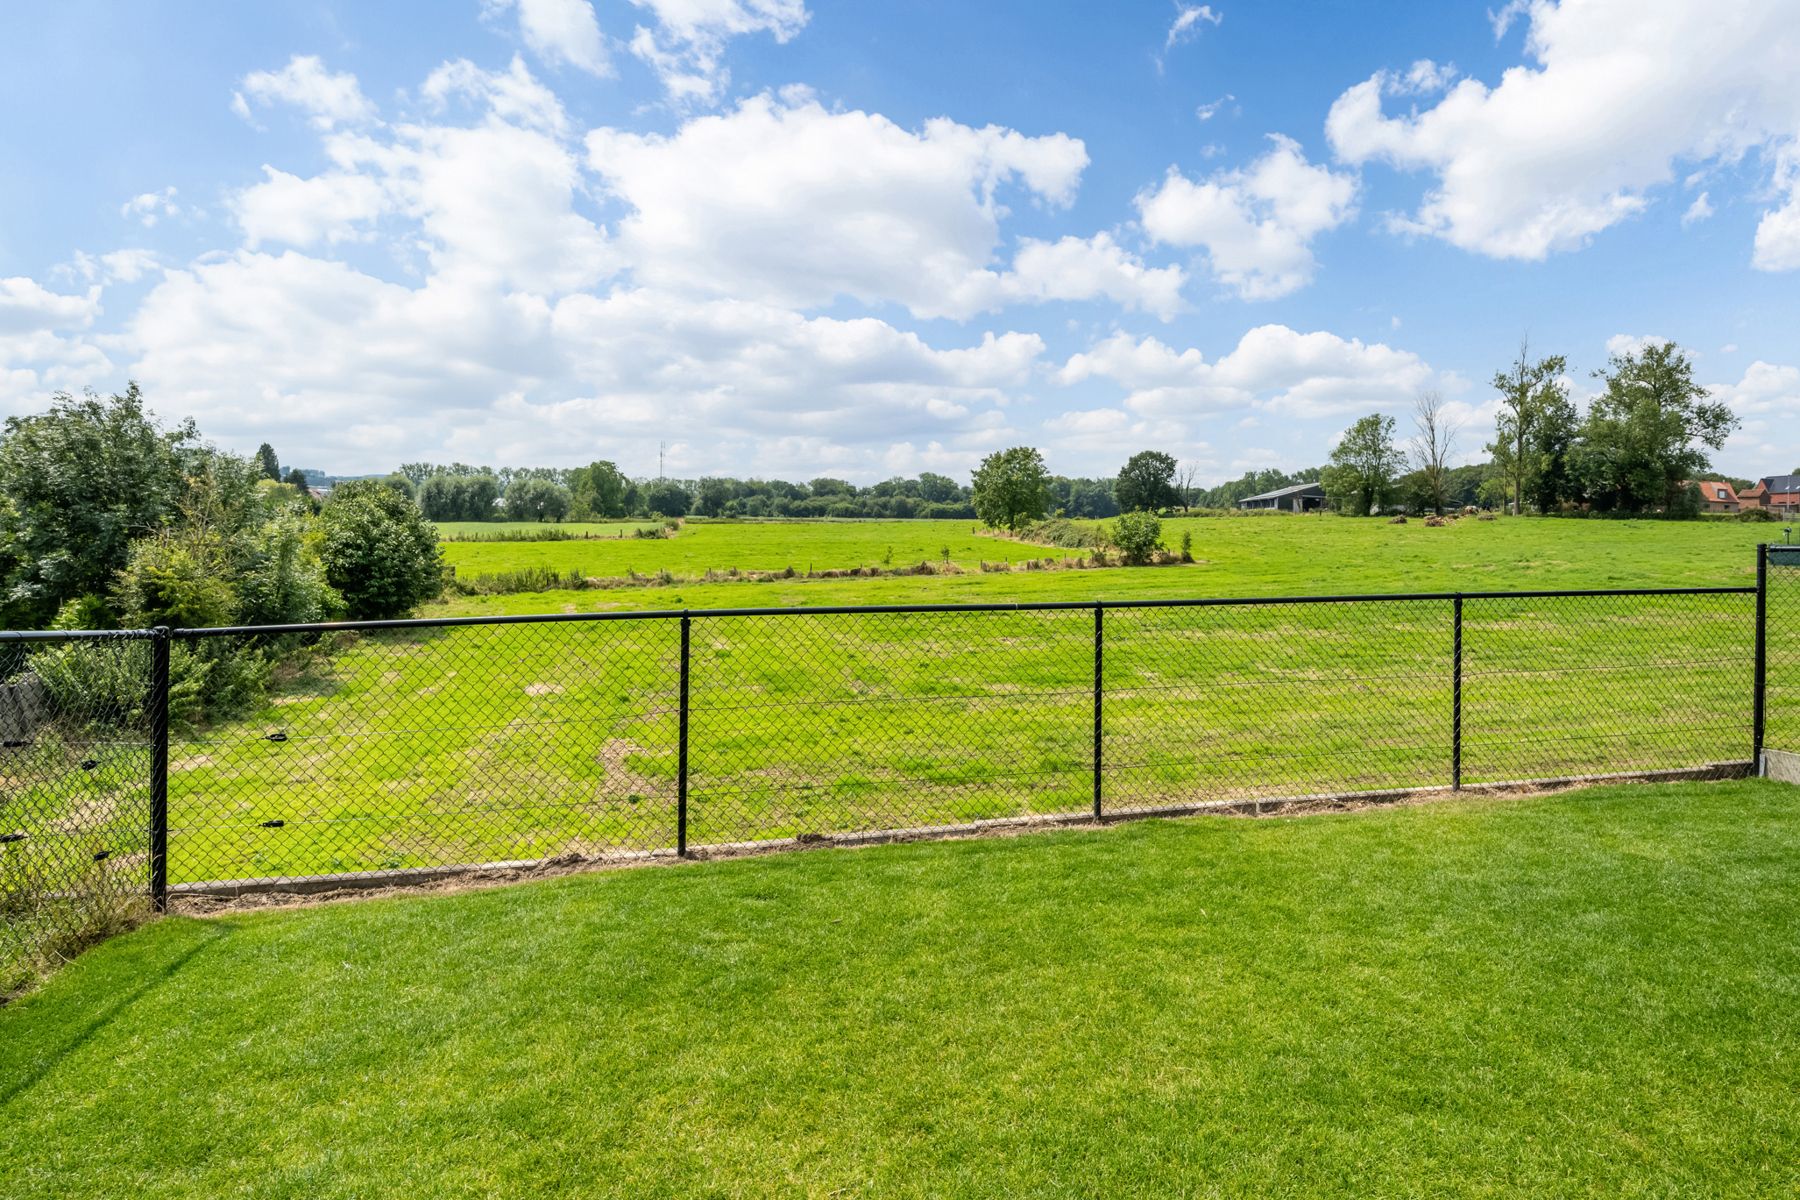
[1736,507,1779,522]
[1012,518,1105,549]
[111,532,238,630]
[33,637,269,728]
[1111,511,1163,565]
[317,481,444,619]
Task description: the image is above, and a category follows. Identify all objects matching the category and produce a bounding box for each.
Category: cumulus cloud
[588,92,1105,318]
[0,279,112,411]
[1604,332,1674,358]
[1754,147,1800,270]
[1326,0,1800,263]
[1710,359,1800,474]
[627,0,808,104]
[1136,134,1357,299]
[232,55,376,130]
[1058,326,1438,420]
[484,0,611,76]
[233,167,387,247]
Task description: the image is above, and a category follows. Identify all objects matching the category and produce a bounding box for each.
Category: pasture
[435,513,1778,598]
[433,520,657,540]
[5,780,1798,1198]
[14,516,1786,891]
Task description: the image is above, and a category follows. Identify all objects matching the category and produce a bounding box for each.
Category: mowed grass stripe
[3,780,1798,1198]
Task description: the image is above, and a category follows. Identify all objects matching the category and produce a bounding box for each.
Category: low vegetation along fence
[5,548,1800,986]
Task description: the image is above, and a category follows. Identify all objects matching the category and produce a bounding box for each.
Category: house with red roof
[1685,480,1740,513]
[1740,475,1800,514]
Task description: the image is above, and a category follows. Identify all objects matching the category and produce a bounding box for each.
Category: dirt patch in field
[524,683,565,696]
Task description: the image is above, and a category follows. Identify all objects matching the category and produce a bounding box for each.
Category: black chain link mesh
[1,633,154,992]
[1767,549,1800,756]
[0,575,1777,953]
[1462,591,1754,782]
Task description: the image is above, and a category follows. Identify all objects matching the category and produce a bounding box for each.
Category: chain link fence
[3,555,1789,988]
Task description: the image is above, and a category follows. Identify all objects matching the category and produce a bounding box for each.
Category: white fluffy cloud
[234,167,387,247]
[1326,0,1800,263]
[232,55,376,130]
[1058,326,1438,420]
[587,92,1137,318]
[1754,147,1800,270]
[485,0,611,76]
[0,279,112,409]
[628,0,808,104]
[1136,134,1357,299]
[1710,359,1800,474]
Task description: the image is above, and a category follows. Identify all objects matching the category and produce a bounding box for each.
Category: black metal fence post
[1092,602,1104,820]
[1451,596,1463,791]
[148,626,171,912]
[677,614,691,856]
[1753,543,1768,774]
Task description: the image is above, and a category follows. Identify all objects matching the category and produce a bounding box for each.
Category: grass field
[5,779,1798,1198]
[439,517,1002,580]
[8,517,1791,894]
[434,520,658,540]
[436,513,1779,596]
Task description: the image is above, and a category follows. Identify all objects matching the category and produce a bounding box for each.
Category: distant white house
[1237,482,1326,512]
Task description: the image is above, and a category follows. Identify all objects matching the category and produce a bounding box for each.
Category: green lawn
[4,779,1798,1198]
[436,512,1776,597]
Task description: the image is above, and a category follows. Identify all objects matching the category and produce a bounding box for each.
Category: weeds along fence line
[4,546,1797,986]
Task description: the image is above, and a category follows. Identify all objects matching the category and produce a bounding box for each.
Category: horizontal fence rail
[2,558,1792,988]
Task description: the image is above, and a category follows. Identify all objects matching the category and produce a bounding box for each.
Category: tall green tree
[1571,342,1737,512]
[1488,343,1570,515]
[1114,450,1180,513]
[1321,413,1402,516]
[254,442,281,481]
[971,447,1050,532]
[284,467,311,491]
[571,460,630,519]
[0,384,198,626]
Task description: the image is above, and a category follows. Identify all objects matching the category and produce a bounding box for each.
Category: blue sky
[1,0,1796,482]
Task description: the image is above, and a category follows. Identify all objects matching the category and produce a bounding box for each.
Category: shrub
[1111,511,1163,566]
[1179,530,1193,562]
[317,481,444,619]
[1736,507,1779,522]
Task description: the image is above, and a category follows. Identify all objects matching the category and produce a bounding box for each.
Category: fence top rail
[0,627,159,643]
[69,583,1753,639]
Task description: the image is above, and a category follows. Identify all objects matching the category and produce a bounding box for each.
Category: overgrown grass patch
[3,779,1798,1197]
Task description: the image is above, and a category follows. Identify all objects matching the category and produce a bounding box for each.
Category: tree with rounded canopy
[255,442,280,481]
[972,446,1050,532]
[316,480,444,619]
[1321,413,1403,516]
[504,476,571,522]
[1114,450,1180,513]
[644,480,690,518]
[1571,341,1737,513]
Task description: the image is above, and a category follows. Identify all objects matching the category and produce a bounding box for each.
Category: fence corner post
[1092,601,1104,821]
[149,626,171,913]
[677,613,691,856]
[1451,595,1463,792]
[1753,543,1768,775]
